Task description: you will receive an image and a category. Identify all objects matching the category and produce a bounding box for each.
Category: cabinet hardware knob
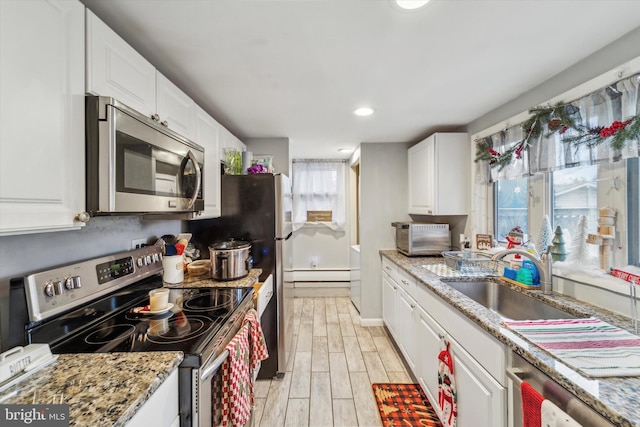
[438,333,445,340]
[161,120,169,127]
[75,212,90,223]
[151,113,160,122]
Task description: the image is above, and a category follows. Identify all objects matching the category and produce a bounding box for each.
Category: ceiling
[81,0,640,159]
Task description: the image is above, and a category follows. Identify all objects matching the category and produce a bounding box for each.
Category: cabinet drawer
[381,257,398,281]
[254,274,273,318]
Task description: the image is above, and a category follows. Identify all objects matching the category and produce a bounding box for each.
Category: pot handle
[246,256,254,271]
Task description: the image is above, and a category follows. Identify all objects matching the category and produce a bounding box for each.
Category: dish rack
[442,251,500,276]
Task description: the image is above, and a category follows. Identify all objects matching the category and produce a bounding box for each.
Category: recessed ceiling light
[338,148,352,153]
[395,0,430,10]
[354,107,374,116]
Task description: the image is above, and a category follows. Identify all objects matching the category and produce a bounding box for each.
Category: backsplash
[0,216,183,352]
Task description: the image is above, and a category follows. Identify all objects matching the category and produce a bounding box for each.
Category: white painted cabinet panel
[0,0,86,236]
[395,286,416,372]
[219,126,246,159]
[381,273,397,339]
[449,338,506,427]
[193,105,221,219]
[85,8,156,117]
[156,73,196,140]
[408,133,470,215]
[415,304,445,414]
[125,369,179,427]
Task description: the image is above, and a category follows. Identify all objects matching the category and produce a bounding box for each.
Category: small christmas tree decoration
[536,215,553,255]
[568,215,592,264]
[551,226,567,262]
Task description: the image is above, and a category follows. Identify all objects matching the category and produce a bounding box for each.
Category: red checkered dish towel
[220,308,269,427]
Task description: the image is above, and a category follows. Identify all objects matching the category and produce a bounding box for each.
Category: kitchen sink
[443,280,580,320]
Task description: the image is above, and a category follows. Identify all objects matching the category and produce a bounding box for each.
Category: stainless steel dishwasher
[507,352,614,427]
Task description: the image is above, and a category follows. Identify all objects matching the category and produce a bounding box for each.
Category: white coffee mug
[149,288,170,311]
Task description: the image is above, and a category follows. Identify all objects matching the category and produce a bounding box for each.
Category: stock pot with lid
[208,240,253,280]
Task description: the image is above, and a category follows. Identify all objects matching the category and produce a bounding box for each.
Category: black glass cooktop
[28,279,252,360]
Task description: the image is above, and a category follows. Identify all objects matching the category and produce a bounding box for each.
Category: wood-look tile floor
[253,297,412,427]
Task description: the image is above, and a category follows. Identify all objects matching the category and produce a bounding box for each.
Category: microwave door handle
[186,150,202,209]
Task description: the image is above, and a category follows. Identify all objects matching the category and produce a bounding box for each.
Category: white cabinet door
[408,135,435,214]
[194,105,221,219]
[408,133,469,215]
[0,0,86,236]
[381,273,397,339]
[85,9,156,118]
[156,72,196,140]
[395,286,416,372]
[415,305,445,413]
[449,338,506,427]
[125,369,179,427]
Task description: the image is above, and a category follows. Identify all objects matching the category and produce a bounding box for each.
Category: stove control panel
[24,246,163,322]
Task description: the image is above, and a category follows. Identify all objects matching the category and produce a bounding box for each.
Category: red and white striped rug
[503,317,640,377]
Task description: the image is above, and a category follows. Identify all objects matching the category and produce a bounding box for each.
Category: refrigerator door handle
[275,232,293,241]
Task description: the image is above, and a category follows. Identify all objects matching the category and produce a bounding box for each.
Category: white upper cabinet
[156,73,196,140]
[194,105,221,219]
[0,0,86,236]
[408,133,470,215]
[219,126,246,158]
[86,9,195,140]
[85,8,156,117]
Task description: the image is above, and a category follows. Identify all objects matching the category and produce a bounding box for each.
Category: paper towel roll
[242,151,252,174]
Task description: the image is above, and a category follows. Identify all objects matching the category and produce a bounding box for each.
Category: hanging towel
[521,381,544,427]
[244,308,269,373]
[221,323,251,427]
[503,317,640,377]
[541,399,582,427]
[437,341,457,427]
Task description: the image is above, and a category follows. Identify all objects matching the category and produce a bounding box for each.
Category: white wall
[359,142,411,323]
[244,137,290,176]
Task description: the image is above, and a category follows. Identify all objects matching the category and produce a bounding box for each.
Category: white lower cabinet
[448,338,505,427]
[382,273,397,339]
[125,369,179,427]
[395,286,416,372]
[415,304,445,413]
[382,256,506,427]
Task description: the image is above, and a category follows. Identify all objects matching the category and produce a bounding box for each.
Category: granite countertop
[0,352,183,427]
[380,249,640,427]
[166,268,261,289]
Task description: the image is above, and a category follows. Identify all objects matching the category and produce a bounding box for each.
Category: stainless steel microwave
[85,96,204,215]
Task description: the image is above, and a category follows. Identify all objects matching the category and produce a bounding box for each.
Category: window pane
[552,165,598,248]
[495,177,528,241]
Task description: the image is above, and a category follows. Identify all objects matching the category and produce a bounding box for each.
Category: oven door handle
[201,349,229,382]
[506,367,527,386]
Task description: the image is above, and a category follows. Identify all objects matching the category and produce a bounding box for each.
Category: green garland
[474,102,640,170]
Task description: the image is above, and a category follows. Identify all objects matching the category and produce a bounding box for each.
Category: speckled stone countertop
[165,268,261,288]
[380,250,640,427]
[0,352,183,427]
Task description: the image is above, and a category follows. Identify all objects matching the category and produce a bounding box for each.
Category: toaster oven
[391,222,450,256]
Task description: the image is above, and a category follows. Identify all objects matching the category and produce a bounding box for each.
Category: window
[552,165,599,260]
[292,160,346,230]
[628,157,640,266]
[494,177,528,242]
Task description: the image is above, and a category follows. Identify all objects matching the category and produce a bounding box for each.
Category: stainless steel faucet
[490,246,554,294]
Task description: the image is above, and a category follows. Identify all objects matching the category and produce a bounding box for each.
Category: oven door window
[115,130,199,199]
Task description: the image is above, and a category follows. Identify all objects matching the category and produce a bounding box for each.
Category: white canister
[242,151,252,175]
[162,255,184,284]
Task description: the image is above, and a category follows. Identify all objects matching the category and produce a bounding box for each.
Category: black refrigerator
[188,173,294,379]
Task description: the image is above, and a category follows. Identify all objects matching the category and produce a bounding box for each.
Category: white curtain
[292,160,346,231]
[480,73,639,182]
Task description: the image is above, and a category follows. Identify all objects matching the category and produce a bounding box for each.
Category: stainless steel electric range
[8,246,254,427]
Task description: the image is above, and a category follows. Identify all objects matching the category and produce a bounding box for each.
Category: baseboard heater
[290,269,350,287]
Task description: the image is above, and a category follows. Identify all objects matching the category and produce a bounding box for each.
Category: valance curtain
[481,73,640,183]
[292,159,346,231]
